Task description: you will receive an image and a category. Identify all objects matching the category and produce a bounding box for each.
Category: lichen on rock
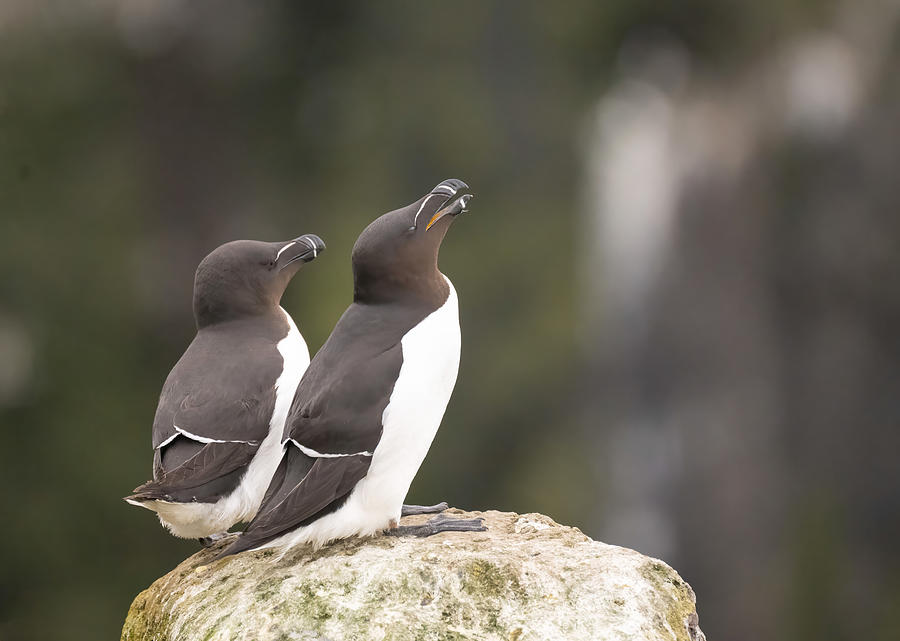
[122,509,705,641]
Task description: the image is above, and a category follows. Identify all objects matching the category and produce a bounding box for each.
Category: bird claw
[400,502,449,516]
[198,532,229,548]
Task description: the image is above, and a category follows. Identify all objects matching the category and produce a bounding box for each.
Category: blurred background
[1,1,899,639]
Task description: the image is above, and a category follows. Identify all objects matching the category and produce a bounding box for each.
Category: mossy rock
[122,509,705,641]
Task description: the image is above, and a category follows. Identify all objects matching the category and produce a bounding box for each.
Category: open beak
[425,179,474,231]
[277,234,326,271]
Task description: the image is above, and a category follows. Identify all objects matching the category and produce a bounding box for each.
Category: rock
[122,509,705,641]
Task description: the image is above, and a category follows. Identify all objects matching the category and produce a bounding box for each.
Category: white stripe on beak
[301,236,318,258]
[275,241,297,260]
[413,194,442,227]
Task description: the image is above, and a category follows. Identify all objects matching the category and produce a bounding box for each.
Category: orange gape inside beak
[425,210,446,231]
[426,192,472,230]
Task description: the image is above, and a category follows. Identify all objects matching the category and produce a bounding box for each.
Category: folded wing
[129,340,281,504]
[217,313,406,557]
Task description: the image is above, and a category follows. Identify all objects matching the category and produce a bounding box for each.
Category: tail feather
[123,479,171,504]
[124,441,257,506]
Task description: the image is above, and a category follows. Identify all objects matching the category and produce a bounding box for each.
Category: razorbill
[125,234,326,542]
[218,179,483,558]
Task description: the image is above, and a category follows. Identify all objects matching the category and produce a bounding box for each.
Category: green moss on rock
[462,558,521,599]
[640,560,703,641]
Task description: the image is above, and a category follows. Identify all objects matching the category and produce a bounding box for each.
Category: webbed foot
[387,514,487,537]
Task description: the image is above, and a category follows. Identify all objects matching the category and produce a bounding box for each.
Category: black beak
[277,234,326,271]
[425,179,474,231]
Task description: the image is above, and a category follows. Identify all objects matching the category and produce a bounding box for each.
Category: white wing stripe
[170,425,256,445]
[156,432,179,448]
[288,438,373,458]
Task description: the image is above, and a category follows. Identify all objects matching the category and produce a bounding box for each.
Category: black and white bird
[125,234,325,542]
[218,179,483,558]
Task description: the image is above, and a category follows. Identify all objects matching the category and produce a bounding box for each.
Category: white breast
[259,276,461,551]
[152,307,309,539]
[358,275,461,516]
